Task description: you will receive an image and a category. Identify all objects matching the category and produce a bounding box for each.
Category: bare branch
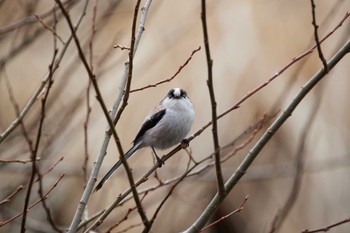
[310,0,328,72]
[201,0,225,195]
[302,217,350,233]
[130,46,201,93]
[200,195,249,232]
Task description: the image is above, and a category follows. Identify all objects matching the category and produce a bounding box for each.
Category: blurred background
[1,0,350,232]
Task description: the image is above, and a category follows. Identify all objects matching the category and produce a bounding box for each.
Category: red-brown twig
[310,0,328,72]
[114,44,131,50]
[130,46,201,93]
[200,195,249,232]
[0,186,25,206]
[35,14,65,44]
[201,0,225,196]
[302,217,350,233]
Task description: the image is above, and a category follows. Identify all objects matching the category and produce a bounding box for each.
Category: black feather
[133,109,166,144]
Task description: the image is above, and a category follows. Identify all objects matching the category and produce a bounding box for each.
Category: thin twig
[201,0,225,195]
[0,158,41,164]
[200,195,249,232]
[20,33,58,233]
[0,185,25,206]
[310,0,328,72]
[302,217,350,233]
[35,14,65,44]
[130,46,201,93]
[114,44,131,50]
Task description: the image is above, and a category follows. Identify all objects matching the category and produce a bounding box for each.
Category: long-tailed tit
[94,88,195,192]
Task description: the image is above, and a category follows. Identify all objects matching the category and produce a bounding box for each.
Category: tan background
[1,0,350,232]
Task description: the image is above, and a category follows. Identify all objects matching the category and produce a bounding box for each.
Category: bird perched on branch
[94,88,195,192]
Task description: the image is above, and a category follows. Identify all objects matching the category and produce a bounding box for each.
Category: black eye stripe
[166,88,187,99]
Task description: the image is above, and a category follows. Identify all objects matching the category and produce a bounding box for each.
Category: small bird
[94,88,195,192]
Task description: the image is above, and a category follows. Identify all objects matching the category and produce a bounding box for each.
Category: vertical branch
[113,0,153,125]
[311,0,328,72]
[35,7,62,233]
[20,44,58,233]
[201,0,225,194]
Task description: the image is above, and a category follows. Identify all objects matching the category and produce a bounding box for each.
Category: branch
[302,217,350,233]
[130,46,201,93]
[200,195,249,232]
[310,0,328,72]
[201,0,225,195]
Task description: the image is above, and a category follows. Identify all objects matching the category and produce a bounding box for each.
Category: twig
[201,0,225,195]
[0,158,41,164]
[113,0,153,125]
[200,195,249,232]
[35,14,65,44]
[310,0,328,72]
[0,174,65,227]
[0,185,25,206]
[114,44,131,50]
[302,217,350,233]
[123,0,150,227]
[130,46,201,93]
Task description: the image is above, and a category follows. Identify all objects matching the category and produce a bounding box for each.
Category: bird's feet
[152,147,165,167]
[155,155,165,168]
[180,138,190,149]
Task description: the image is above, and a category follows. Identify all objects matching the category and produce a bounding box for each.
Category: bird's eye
[180,90,187,98]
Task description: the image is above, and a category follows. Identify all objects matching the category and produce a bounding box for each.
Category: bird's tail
[94,142,142,192]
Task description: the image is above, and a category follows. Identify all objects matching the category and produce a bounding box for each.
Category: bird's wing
[133,108,166,144]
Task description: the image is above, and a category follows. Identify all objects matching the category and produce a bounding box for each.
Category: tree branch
[201,0,225,195]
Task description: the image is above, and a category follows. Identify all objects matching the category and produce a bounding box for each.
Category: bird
[94,88,195,192]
